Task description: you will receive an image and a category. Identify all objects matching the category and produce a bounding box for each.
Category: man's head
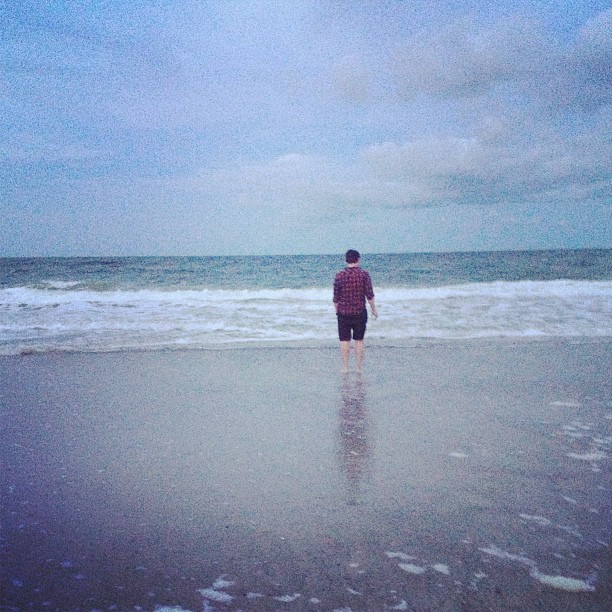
[345,249,360,264]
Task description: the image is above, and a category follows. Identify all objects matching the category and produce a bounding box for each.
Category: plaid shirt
[333,267,375,315]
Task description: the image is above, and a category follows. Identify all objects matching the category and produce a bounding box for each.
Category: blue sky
[2,0,611,256]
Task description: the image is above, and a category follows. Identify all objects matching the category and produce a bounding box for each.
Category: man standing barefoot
[333,250,378,373]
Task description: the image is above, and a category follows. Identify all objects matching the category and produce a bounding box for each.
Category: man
[333,249,378,372]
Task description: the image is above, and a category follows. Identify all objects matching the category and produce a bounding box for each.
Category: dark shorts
[337,310,368,341]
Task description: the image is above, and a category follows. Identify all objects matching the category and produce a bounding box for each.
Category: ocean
[1,249,610,355]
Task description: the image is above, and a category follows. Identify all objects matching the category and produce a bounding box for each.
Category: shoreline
[2,334,610,359]
[1,338,610,610]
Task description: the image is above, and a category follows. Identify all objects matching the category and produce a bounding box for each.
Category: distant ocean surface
[1,250,610,355]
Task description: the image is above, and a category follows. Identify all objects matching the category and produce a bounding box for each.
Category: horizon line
[1,246,611,259]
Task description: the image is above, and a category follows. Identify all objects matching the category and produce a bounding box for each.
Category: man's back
[333,267,374,316]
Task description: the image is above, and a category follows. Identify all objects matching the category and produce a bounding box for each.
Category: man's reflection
[338,374,371,505]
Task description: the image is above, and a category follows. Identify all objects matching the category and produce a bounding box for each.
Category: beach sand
[1,339,610,611]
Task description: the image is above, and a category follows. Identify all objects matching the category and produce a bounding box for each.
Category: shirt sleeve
[333,274,341,303]
[364,272,374,300]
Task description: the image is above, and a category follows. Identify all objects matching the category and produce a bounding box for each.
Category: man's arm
[333,275,341,313]
[368,297,378,319]
[364,271,377,319]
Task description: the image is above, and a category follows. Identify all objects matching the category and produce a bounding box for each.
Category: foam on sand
[479,546,597,592]
[567,451,607,461]
[212,577,234,589]
[530,570,596,592]
[385,551,417,561]
[519,513,552,526]
[198,588,233,603]
[398,563,427,575]
[274,593,301,602]
[478,545,536,567]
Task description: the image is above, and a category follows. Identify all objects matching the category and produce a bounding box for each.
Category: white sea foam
[274,593,301,602]
[1,279,610,354]
[478,545,537,568]
[41,280,82,289]
[519,514,552,526]
[567,451,607,461]
[198,588,233,603]
[212,577,234,589]
[479,546,596,592]
[385,551,416,561]
[530,570,596,592]
[399,563,426,575]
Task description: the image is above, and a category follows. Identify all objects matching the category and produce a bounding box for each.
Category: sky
[1,0,611,256]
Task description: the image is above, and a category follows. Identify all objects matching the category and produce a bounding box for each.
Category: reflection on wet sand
[337,374,371,505]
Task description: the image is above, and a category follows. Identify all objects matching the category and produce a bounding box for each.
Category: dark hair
[345,249,360,263]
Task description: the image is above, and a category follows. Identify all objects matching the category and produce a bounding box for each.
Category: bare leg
[355,340,365,372]
[340,340,351,373]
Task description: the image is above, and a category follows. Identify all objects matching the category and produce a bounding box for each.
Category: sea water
[0,250,610,354]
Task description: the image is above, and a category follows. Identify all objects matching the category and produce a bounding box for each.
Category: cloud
[1,1,213,131]
[393,15,556,99]
[573,9,612,75]
[313,8,611,211]
[361,111,611,207]
[178,154,352,208]
[2,2,610,255]
[390,9,612,113]
[178,99,610,213]
[566,8,612,109]
[331,54,375,103]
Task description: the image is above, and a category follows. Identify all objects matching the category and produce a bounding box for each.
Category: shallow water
[1,340,610,610]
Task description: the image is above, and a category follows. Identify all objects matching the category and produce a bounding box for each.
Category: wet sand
[1,339,611,611]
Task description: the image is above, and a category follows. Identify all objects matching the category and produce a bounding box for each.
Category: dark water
[1,249,610,290]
